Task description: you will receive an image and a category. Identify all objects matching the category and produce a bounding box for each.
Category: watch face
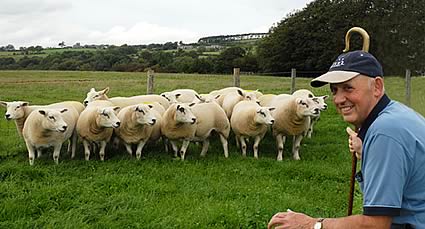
[314,222,322,229]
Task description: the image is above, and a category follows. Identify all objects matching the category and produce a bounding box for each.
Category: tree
[58,41,66,48]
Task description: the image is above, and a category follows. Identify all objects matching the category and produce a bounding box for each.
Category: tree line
[0,0,423,76]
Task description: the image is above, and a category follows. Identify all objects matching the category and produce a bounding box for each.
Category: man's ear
[374,77,384,97]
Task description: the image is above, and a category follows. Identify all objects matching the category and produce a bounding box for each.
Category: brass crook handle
[343,27,370,53]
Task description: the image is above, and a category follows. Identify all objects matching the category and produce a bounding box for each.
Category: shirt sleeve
[362,133,411,216]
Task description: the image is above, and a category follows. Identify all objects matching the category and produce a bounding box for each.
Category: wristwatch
[313,218,325,229]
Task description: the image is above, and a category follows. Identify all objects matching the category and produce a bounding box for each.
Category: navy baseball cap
[311,50,383,87]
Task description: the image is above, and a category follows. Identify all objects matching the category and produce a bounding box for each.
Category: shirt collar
[357,94,391,141]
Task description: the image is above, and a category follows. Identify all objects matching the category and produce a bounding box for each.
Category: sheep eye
[49,116,55,120]
[178,107,185,113]
[102,113,109,118]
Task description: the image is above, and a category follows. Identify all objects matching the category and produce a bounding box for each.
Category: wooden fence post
[405,69,411,106]
[233,68,240,87]
[290,68,296,93]
[147,69,155,94]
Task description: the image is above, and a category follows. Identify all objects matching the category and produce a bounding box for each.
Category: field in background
[0,71,424,228]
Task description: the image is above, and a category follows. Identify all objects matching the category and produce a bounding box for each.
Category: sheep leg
[240,136,247,157]
[253,135,261,159]
[170,140,179,157]
[180,140,191,160]
[307,120,315,138]
[36,148,42,158]
[83,140,91,161]
[71,131,77,159]
[235,136,240,149]
[200,139,210,157]
[25,141,36,166]
[135,140,147,160]
[99,141,107,161]
[292,134,303,160]
[124,143,133,156]
[163,137,169,153]
[219,134,229,158]
[67,140,71,154]
[276,134,286,161]
[52,143,62,165]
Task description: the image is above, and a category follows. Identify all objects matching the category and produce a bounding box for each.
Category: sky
[1,0,313,48]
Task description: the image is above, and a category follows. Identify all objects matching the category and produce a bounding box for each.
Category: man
[268,50,425,229]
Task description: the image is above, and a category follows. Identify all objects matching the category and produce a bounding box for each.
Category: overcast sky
[1,0,312,48]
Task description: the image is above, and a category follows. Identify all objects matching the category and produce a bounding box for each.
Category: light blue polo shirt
[358,95,425,226]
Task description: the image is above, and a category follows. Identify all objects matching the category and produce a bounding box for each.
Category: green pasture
[0,70,424,228]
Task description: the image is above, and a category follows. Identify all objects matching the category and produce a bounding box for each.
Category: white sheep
[23,107,79,165]
[0,100,84,158]
[160,103,197,160]
[160,89,201,103]
[258,94,277,107]
[230,101,275,158]
[76,100,121,161]
[292,89,329,138]
[222,89,259,119]
[191,102,230,158]
[114,104,161,159]
[83,87,170,110]
[270,96,321,160]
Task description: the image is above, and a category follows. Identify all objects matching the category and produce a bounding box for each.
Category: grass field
[0,70,424,228]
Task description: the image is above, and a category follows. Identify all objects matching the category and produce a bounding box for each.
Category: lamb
[83,87,170,110]
[160,89,201,103]
[191,102,230,158]
[292,89,329,138]
[114,104,162,159]
[222,89,259,119]
[269,96,321,161]
[76,100,121,161]
[160,103,197,160]
[230,101,275,158]
[23,107,79,165]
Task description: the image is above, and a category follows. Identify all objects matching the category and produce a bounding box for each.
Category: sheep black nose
[5,114,11,120]
[323,105,328,110]
[62,126,67,131]
[83,101,88,106]
[116,122,121,127]
[314,108,320,114]
[192,118,197,124]
[270,120,275,124]
[151,119,156,124]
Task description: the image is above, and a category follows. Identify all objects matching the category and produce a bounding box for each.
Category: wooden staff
[343,27,370,216]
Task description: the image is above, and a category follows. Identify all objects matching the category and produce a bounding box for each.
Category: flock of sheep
[0,86,328,165]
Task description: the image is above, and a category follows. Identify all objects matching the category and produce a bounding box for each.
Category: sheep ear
[113,106,120,111]
[90,88,96,92]
[175,93,181,98]
[214,94,221,99]
[308,94,314,98]
[322,95,329,100]
[102,87,110,94]
[22,102,29,106]
[268,107,275,111]
[176,104,180,110]
[237,89,244,96]
[148,104,153,109]
[38,110,46,116]
[60,108,68,113]
[189,103,195,107]
[0,101,7,107]
[195,94,201,100]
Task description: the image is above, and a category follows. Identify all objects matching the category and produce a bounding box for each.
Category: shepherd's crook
[343,26,370,216]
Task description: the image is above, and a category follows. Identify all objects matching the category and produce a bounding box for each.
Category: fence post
[233,68,240,87]
[147,69,155,94]
[290,68,296,93]
[405,69,411,106]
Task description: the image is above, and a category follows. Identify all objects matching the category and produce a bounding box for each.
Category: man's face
[330,75,378,128]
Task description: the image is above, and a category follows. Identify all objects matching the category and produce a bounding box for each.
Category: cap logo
[330,57,345,69]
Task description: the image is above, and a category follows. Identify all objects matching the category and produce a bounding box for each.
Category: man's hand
[268,210,316,229]
[346,127,362,160]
